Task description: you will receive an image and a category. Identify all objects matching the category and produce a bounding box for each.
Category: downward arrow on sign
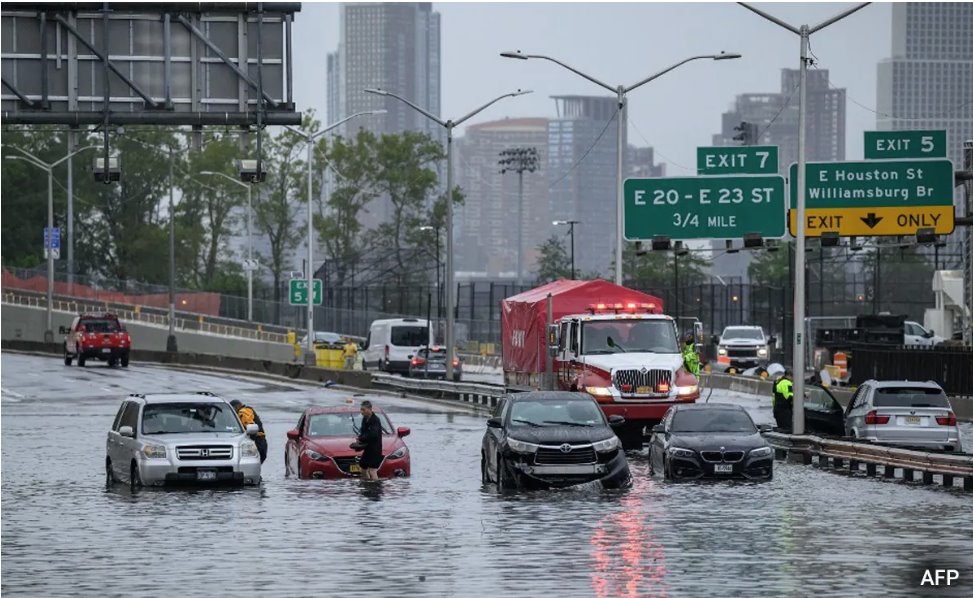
[860,213,883,228]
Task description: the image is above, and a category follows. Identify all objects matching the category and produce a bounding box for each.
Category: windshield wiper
[542,420,592,427]
[511,418,542,427]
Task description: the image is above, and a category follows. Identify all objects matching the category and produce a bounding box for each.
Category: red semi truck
[501,279,700,447]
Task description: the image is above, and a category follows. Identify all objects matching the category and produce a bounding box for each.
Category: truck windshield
[582,320,679,354]
[142,403,242,435]
[722,328,763,340]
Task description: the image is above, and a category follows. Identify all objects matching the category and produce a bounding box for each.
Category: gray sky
[292,2,891,173]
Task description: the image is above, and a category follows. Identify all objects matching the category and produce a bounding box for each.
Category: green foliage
[748,242,790,287]
[536,236,573,283]
[619,243,710,288]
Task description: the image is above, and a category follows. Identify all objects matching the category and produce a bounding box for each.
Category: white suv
[106,393,262,488]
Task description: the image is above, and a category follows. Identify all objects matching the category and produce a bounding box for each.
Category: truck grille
[177,445,233,460]
[727,348,757,358]
[701,450,745,463]
[612,369,672,391]
[535,445,596,465]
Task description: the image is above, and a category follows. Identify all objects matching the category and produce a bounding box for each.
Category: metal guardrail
[764,431,972,490]
[2,291,290,344]
[371,373,506,409]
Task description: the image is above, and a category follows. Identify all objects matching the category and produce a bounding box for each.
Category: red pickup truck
[62,313,131,367]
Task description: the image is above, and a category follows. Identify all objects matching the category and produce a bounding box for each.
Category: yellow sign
[788,205,954,237]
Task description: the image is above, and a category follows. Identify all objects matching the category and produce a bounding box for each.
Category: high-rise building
[548,95,623,276]
[326,3,442,229]
[877,2,973,276]
[454,118,550,278]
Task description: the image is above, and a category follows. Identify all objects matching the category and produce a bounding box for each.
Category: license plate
[349,463,361,473]
[101,348,111,353]
[197,470,216,481]
[714,464,733,474]
[636,386,651,394]
[904,416,921,425]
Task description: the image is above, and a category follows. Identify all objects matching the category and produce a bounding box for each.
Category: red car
[284,405,411,480]
[62,313,131,367]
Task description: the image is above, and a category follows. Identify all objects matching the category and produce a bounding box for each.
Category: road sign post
[43,227,61,260]
[288,279,323,306]
[787,159,955,237]
[624,175,786,241]
[697,146,779,175]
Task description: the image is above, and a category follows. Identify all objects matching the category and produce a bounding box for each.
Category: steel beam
[1,110,301,125]
[1,77,35,107]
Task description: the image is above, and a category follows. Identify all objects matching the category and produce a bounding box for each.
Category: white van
[362,318,434,374]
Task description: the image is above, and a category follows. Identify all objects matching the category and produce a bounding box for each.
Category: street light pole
[4,144,98,343]
[168,145,177,352]
[284,110,386,364]
[419,224,443,330]
[740,1,869,435]
[501,50,741,284]
[365,87,531,380]
[199,170,255,321]
[553,219,580,280]
[499,147,539,287]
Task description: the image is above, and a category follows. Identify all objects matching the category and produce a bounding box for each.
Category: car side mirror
[486,417,503,429]
[397,426,411,438]
[246,423,259,436]
[286,429,300,441]
[608,414,625,427]
[651,424,665,434]
[926,330,934,338]
[757,423,773,432]
[119,426,134,438]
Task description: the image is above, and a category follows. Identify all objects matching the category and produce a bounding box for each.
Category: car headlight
[668,447,695,458]
[717,347,727,356]
[592,436,620,453]
[749,446,772,458]
[303,449,327,461]
[388,446,408,460]
[506,438,539,454]
[757,347,768,357]
[676,385,698,397]
[585,386,614,396]
[142,443,167,459]
[241,441,259,458]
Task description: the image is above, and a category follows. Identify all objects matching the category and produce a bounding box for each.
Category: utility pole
[499,147,539,287]
[168,145,177,352]
[740,1,870,435]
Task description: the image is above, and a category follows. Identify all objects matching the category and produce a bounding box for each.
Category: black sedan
[481,391,631,490]
[648,404,774,481]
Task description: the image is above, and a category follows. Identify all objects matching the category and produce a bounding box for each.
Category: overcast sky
[292,2,891,173]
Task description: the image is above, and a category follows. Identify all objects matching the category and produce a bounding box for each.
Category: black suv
[481,391,631,490]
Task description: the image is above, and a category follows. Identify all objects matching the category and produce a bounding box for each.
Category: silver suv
[844,380,962,452]
[106,393,262,487]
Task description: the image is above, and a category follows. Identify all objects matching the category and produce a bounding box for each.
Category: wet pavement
[2,352,971,597]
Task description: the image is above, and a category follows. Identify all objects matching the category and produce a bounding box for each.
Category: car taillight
[935,412,957,426]
[452,358,460,367]
[657,382,670,393]
[411,357,425,366]
[864,410,890,425]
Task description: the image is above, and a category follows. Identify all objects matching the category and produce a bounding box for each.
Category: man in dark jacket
[356,400,384,480]
[231,399,268,463]
[772,370,795,432]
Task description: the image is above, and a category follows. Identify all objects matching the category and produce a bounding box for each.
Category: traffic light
[732,121,759,146]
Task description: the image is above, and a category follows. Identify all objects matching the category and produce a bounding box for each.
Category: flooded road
[2,353,970,597]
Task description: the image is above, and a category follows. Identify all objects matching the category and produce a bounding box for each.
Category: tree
[619,243,710,289]
[748,242,790,287]
[536,235,572,283]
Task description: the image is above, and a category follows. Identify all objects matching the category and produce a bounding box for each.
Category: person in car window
[231,400,268,463]
[356,400,383,481]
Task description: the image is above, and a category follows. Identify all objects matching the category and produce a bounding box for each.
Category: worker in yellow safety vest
[772,370,794,432]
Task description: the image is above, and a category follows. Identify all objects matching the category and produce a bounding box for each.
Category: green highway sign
[864,130,947,159]
[624,175,786,241]
[697,145,778,175]
[788,159,955,237]
[289,279,323,306]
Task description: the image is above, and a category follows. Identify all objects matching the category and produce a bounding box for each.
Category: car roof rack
[196,391,217,396]
[128,393,145,398]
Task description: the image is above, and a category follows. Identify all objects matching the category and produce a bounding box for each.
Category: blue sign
[44,227,61,249]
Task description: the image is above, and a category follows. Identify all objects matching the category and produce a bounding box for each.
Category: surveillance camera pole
[739,2,869,435]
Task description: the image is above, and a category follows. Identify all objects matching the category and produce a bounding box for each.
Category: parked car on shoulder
[300,331,344,347]
[647,403,774,481]
[106,393,262,488]
[844,380,961,452]
[408,346,463,381]
[481,391,631,490]
[361,318,434,375]
[63,313,131,368]
[714,326,772,372]
[284,405,411,479]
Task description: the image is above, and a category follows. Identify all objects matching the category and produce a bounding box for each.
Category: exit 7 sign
[289,279,323,306]
[697,146,779,175]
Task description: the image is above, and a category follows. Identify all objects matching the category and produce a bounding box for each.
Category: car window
[569,323,579,354]
[112,402,127,431]
[559,322,569,352]
[873,388,949,408]
[296,413,306,435]
[805,387,839,412]
[81,318,120,333]
[509,399,605,427]
[492,398,507,419]
[849,386,867,411]
[307,412,390,436]
[391,325,428,347]
[670,409,756,433]
[352,413,393,435]
[120,401,140,433]
[141,402,242,435]
[722,328,764,340]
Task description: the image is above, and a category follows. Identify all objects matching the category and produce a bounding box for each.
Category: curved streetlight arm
[504,52,615,93]
[365,88,445,127]
[453,89,533,128]
[52,145,99,168]
[4,153,50,171]
[738,2,800,34]
[284,110,387,143]
[200,170,247,190]
[624,54,734,94]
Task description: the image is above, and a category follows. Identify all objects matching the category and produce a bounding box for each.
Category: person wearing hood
[231,399,267,463]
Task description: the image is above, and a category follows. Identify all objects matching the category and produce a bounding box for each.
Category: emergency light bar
[586,302,659,314]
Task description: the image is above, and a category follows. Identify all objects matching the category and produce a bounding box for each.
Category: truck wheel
[106,458,114,486]
[121,354,129,368]
[108,357,118,367]
[64,348,72,366]
[78,354,86,367]
[481,454,489,484]
[497,454,519,491]
[130,461,143,490]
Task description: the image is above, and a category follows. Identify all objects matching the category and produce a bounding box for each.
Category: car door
[845,385,869,436]
[648,409,672,471]
[107,401,128,475]
[483,399,508,478]
[285,413,305,475]
[116,401,141,480]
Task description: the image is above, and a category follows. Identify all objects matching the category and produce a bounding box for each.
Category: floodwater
[2,353,970,597]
